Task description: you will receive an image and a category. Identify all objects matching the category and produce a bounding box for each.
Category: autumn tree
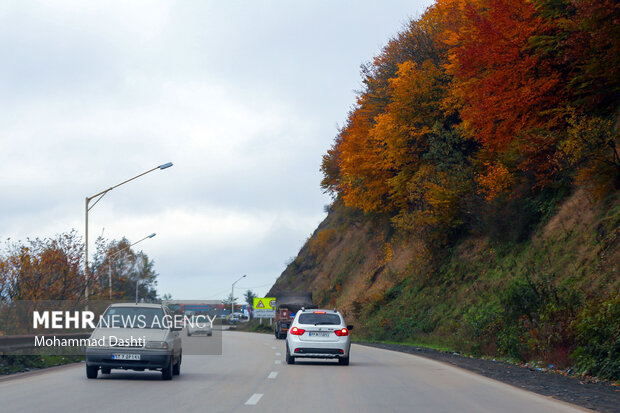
[320,0,619,246]
[530,0,620,194]
[0,232,160,303]
[321,18,446,213]
[0,231,85,302]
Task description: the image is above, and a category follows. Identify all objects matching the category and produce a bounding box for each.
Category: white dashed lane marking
[245,393,263,405]
[275,352,281,356]
[268,371,278,379]
[275,360,281,364]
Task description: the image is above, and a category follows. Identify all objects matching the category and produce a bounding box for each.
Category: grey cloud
[0,0,432,299]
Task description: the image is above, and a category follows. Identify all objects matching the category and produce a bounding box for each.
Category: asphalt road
[0,331,591,413]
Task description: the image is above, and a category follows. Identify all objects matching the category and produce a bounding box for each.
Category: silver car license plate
[112,353,140,360]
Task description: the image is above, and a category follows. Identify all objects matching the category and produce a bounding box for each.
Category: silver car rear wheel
[161,356,173,380]
[86,365,98,379]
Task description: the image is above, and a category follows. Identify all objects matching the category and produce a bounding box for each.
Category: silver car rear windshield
[298,313,341,325]
[99,307,166,329]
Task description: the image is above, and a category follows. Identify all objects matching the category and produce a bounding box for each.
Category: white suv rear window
[298,313,341,325]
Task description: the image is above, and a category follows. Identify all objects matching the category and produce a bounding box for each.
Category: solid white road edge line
[245,393,263,405]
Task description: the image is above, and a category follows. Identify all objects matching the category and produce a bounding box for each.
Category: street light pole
[85,162,172,305]
[134,252,147,304]
[231,274,247,317]
[108,233,156,300]
[136,278,141,304]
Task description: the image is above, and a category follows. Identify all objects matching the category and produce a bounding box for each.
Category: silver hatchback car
[186,314,213,336]
[85,303,182,380]
[285,308,353,365]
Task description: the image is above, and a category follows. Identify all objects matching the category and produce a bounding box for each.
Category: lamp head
[158,162,173,170]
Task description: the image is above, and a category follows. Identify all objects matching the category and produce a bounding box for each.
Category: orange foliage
[338,108,394,213]
[476,161,515,200]
[321,0,619,237]
[0,232,160,302]
[0,232,85,301]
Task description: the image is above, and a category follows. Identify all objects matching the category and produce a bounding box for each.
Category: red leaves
[448,0,565,155]
[321,0,618,224]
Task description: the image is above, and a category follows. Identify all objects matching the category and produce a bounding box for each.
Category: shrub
[571,293,620,380]
[308,229,337,257]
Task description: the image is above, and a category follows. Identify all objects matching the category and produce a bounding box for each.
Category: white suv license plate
[308,332,330,337]
[112,353,141,361]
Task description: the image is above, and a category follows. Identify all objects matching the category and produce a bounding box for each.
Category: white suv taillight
[334,328,349,336]
[289,326,305,335]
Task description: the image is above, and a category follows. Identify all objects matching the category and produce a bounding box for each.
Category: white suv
[285,308,353,365]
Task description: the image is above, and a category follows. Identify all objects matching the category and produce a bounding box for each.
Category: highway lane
[0,331,591,413]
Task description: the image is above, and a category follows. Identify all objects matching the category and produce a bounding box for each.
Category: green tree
[244,290,257,319]
[244,290,257,307]
[222,293,236,306]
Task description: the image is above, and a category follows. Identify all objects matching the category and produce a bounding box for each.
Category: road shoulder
[0,362,82,382]
[356,342,619,413]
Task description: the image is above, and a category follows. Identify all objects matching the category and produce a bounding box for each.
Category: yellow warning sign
[253,297,275,310]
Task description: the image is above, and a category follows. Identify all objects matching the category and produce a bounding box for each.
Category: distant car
[285,308,353,365]
[85,303,182,380]
[232,312,249,322]
[186,314,212,336]
[226,313,241,325]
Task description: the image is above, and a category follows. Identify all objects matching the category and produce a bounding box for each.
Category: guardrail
[0,333,91,353]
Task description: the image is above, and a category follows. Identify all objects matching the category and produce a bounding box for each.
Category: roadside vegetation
[0,231,160,303]
[0,355,83,375]
[232,319,273,334]
[271,0,619,381]
[0,232,161,374]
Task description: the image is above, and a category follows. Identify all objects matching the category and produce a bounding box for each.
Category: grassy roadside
[353,338,570,375]
[229,319,274,334]
[270,190,620,381]
[0,355,83,375]
[352,337,457,354]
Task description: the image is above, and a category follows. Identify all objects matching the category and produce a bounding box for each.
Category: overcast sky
[0,1,432,300]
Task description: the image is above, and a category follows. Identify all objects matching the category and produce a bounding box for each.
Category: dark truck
[274,292,314,339]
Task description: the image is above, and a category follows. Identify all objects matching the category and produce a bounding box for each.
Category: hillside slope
[269,189,619,379]
[270,0,620,381]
